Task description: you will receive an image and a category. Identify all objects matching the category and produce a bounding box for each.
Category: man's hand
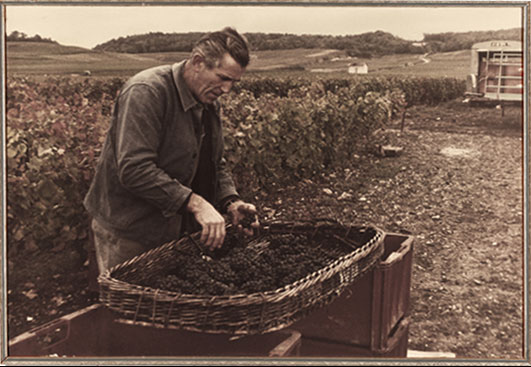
[187,193,226,250]
[227,200,260,236]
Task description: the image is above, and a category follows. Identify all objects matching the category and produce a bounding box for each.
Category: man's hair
[192,27,250,68]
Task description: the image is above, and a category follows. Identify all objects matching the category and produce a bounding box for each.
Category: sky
[3,3,525,49]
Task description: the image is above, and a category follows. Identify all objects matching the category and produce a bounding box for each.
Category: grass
[6,42,471,79]
[7,42,175,77]
[359,50,470,78]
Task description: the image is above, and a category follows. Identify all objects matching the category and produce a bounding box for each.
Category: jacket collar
[173,60,202,112]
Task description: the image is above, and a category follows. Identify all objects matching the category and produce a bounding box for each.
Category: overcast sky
[4,4,524,49]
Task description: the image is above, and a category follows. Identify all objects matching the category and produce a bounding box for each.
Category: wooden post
[400,107,407,132]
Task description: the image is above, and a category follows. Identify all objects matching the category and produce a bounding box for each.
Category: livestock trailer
[466,40,524,102]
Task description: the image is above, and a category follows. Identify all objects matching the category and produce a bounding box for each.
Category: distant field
[6,41,470,79]
[359,50,470,78]
[6,42,170,77]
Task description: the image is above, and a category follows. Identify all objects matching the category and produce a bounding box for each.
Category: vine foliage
[6,74,465,255]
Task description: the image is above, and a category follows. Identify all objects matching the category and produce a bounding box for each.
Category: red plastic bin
[8,303,301,358]
[292,232,414,353]
[298,316,410,358]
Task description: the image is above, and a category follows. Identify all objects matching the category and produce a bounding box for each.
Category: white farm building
[348,62,368,74]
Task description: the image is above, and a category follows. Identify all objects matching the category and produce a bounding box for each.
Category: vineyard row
[6,75,465,253]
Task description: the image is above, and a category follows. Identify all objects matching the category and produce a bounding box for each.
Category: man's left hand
[227,200,260,236]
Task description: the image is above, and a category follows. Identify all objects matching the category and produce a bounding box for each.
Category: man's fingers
[189,193,226,248]
[204,223,226,250]
[200,226,210,245]
[210,224,224,250]
[204,224,216,249]
[217,225,226,249]
[237,204,257,215]
[227,201,260,236]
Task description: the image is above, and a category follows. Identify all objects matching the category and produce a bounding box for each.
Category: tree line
[91,31,425,57]
[6,31,56,43]
[92,28,522,56]
[423,28,522,52]
[7,27,521,56]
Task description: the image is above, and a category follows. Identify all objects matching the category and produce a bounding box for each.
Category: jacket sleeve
[114,84,192,217]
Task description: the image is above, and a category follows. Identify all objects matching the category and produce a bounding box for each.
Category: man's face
[190,53,245,104]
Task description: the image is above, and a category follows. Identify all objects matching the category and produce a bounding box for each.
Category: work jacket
[83,61,239,247]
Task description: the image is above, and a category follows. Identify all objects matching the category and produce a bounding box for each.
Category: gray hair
[192,27,250,68]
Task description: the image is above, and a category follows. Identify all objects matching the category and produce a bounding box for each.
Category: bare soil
[6,100,526,360]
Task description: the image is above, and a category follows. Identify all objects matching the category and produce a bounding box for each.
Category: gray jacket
[83,61,239,247]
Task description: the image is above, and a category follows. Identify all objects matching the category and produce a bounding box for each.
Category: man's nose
[220,80,233,93]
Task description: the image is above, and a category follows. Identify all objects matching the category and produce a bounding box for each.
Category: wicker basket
[98,219,385,335]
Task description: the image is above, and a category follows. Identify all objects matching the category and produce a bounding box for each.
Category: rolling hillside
[6,41,471,79]
[6,42,178,77]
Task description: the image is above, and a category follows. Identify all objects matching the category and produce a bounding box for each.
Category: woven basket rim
[98,220,386,334]
[98,221,385,303]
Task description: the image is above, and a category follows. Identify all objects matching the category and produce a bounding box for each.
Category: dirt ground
[5,99,526,361]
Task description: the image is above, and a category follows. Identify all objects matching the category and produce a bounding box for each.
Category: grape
[137,227,361,295]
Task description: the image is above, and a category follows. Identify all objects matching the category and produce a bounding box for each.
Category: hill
[6,27,520,77]
[423,28,522,52]
[6,41,181,76]
[92,28,521,56]
[6,41,472,79]
[94,30,425,57]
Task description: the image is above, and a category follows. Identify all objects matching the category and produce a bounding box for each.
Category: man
[84,27,259,274]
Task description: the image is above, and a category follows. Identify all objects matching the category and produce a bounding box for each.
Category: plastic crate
[292,232,413,352]
[8,304,301,358]
[298,316,409,358]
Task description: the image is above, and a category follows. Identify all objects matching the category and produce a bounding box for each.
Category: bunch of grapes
[207,261,239,286]
[155,274,195,293]
[144,229,357,295]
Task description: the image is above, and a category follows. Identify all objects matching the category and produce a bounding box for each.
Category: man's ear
[190,54,205,71]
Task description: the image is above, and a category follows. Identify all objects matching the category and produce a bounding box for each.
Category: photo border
[0,1,529,365]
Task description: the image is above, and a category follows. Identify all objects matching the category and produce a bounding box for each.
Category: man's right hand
[186,193,226,250]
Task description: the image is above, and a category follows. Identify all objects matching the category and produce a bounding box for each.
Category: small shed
[348,62,368,74]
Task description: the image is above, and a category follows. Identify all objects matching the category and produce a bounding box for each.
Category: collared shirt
[83,60,239,247]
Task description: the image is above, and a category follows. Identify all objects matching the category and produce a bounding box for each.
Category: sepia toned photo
[1,1,528,364]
